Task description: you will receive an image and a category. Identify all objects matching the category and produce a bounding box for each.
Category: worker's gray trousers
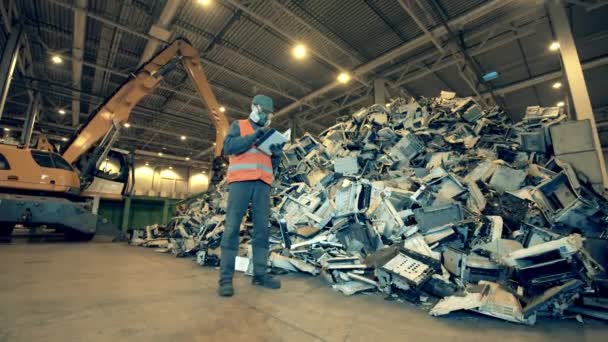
[219,180,271,284]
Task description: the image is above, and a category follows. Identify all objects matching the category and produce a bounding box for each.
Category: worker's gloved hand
[254,127,271,138]
[269,143,284,156]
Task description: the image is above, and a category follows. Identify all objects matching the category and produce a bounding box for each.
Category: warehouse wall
[131,161,209,198]
[98,197,180,231]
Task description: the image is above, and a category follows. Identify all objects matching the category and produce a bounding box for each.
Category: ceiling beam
[221,0,367,86]
[138,0,182,66]
[272,0,523,121]
[173,19,311,93]
[269,0,365,64]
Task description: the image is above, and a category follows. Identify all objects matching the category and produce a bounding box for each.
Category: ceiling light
[552,82,562,89]
[292,44,307,59]
[185,157,190,161]
[51,55,63,64]
[61,137,68,142]
[482,71,499,82]
[213,142,216,146]
[557,101,565,107]
[201,171,206,174]
[58,109,66,115]
[123,122,131,128]
[145,162,149,166]
[385,103,391,108]
[219,106,226,113]
[337,72,351,84]
[197,0,212,6]
[158,152,163,156]
[549,41,560,51]
[169,166,173,170]
[3,127,10,131]
[180,135,187,141]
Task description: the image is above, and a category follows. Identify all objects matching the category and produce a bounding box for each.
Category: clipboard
[257,128,290,155]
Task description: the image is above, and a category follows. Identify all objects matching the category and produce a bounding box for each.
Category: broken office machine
[127,91,608,325]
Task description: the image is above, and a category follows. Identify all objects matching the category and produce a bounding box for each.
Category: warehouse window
[51,154,73,171]
[31,151,54,168]
[0,153,10,170]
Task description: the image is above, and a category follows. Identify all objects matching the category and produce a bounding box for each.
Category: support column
[20,92,40,147]
[121,196,132,232]
[289,114,296,143]
[162,199,171,225]
[546,0,608,190]
[0,23,23,119]
[91,196,100,215]
[374,78,386,105]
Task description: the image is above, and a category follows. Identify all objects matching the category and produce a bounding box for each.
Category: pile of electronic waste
[129,91,608,325]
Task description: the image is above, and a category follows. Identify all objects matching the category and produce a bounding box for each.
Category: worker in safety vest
[218,94,283,297]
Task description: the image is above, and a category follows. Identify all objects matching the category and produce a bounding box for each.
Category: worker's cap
[252,94,274,113]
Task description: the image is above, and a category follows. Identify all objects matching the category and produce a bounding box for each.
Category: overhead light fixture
[292,44,307,59]
[385,103,391,108]
[61,137,68,142]
[158,152,163,156]
[219,106,226,113]
[549,41,560,51]
[180,135,187,141]
[482,71,499,82]
[213,142,216,146]
[185,157,191,161]
[201,171,206,174]
[3,127,10,132]
[337,72,351,84]
[557,101,565,107]
[197,0,212,6]
[58,109,66,115]
[552,82,562,89]
[51,55,63,64]
[145,162,150,166]
[123,122,131,128]
[169,166,173,170]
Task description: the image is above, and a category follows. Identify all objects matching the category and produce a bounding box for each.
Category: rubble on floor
[128,91,608,325]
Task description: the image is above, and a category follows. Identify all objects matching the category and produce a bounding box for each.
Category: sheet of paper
[235,256,250,272]
[257,129,290,155]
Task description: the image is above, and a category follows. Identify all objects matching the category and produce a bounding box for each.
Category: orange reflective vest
[226,120,274,185]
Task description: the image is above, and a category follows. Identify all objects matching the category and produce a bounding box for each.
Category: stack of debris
[129,91,608,324]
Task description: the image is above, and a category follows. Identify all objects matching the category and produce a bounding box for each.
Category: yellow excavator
[0,38,228,241]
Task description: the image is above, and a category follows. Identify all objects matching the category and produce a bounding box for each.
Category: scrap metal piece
[269,253,319,275]
[414,203,463,233]
[269,220,288,249]
[501,234,584,268]
[334,180,372,218]
[489,165,527,192]
[531,169,601,230]
[462,104,484,123]
[332,281,376,296]
[334,156,360,176]
[523,279,583,318]
[388,132,425,163]
[431,281,534,324]
[381,252,434,287]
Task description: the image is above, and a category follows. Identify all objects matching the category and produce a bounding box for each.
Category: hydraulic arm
[61,38,229,165]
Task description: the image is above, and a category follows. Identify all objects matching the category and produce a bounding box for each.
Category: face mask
[250,104,271,127]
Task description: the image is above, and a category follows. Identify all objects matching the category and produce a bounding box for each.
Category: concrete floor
[0,240,606,342]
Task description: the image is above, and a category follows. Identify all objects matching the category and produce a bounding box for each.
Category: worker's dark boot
[252,275,281,289]
[218,280,234,297]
